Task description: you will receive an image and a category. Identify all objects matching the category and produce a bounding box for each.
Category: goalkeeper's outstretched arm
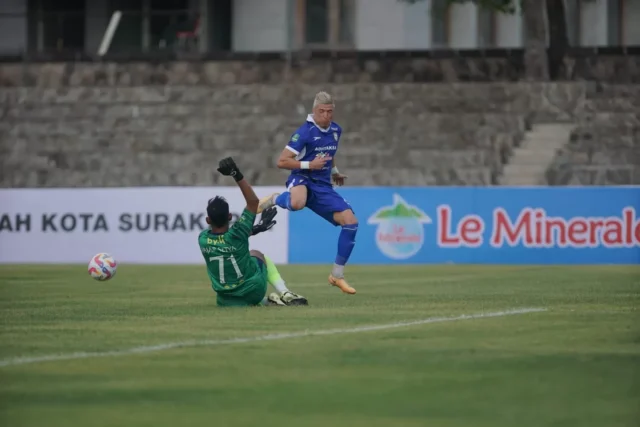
[217,157,259,213]
[236,178,259,214]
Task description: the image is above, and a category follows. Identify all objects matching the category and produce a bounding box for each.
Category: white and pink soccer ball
[88,253,117,281]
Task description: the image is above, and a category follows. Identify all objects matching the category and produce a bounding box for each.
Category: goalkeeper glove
[217,157,244,182]
[252,207,277,235]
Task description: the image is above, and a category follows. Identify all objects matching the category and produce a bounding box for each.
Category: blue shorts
[286,174,353,226]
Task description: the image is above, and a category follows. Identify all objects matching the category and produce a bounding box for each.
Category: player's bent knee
[345,214,358,226]
[334,210,358,226]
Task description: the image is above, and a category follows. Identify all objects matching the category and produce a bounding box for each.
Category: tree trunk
[546,0,569,80]
[521,0,549,80]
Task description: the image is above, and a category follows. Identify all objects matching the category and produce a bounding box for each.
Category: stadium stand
[546,84,640,185]
[0,63,638,187]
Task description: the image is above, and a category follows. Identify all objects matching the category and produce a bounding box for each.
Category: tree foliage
[401,0,516,14]
[399,0,593,15]
[397,0,591,80]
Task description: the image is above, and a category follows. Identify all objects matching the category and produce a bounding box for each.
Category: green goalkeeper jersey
[198,209,262,296]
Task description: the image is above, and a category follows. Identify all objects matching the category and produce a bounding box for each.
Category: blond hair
[313,91,334,108]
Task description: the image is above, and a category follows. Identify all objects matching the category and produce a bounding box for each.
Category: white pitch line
[0,307,546,368]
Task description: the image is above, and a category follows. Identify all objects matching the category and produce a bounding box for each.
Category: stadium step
[499,123,575,186]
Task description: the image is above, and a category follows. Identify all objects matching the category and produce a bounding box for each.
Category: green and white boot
[264,292,287,306]
[281,291,308,306]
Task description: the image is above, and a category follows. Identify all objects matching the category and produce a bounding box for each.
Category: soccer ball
[88,253,117,281]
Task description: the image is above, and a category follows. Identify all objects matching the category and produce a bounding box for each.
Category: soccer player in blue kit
[257,92,358,295]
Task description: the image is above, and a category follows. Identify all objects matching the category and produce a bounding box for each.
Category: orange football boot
[328,275,356,294]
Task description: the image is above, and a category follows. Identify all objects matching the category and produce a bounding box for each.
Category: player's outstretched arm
[217,157,259,213]
[236,178,259,214]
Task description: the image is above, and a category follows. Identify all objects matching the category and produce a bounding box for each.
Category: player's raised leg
[276,183,307,210]
[258,180,308,213]
[328,209,358,294]
[257,193,279,213]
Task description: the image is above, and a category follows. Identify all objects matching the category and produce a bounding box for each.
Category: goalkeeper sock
[332,224,358,278]
[275,192,293,211]
[264,255,289,294]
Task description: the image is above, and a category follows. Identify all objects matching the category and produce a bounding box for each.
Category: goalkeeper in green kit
[198,157,308,307]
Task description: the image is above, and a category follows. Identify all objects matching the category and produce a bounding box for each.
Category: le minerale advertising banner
[288,187,640,265]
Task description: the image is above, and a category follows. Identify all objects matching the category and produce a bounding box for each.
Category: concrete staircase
[499,123,574,186]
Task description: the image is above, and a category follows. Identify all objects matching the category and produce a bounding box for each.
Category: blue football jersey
[285,114,342,184]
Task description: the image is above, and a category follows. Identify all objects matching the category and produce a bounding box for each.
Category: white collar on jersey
[306,114,330,133]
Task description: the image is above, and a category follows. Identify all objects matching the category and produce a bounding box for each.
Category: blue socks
[275,192,292,211]
[333,224,358,277]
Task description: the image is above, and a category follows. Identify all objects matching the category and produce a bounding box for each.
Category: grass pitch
[0,264,638,427]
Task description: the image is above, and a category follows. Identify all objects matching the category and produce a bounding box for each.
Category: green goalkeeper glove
[217,157,244,182]
[252,207,277,235]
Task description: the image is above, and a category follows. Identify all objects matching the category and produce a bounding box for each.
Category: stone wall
[0,59,638,187]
